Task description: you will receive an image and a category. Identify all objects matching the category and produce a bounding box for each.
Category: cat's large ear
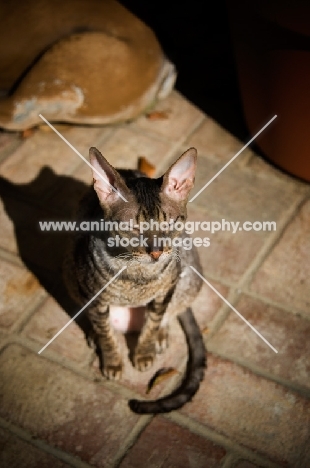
[162,147,197,202]
[89,147,129,203]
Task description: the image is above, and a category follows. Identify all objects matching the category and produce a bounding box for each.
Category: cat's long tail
[128,307,206,414]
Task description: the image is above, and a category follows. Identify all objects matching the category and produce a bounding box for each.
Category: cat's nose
[150,250,162,260]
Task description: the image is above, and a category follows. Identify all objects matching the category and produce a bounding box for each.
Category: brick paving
[0,90,309,467]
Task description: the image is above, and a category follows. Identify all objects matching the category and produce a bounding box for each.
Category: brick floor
[0,426,71,468]
[0,90,309,468]
[0,260,45,331]
[118,417,227,468]
[22,296,93,366]
[185,116,252,164]
[250,199,310,316]
[234,461,265,468]
[181,354,310,467]
[0,345,140,466]
[208,295,310,390]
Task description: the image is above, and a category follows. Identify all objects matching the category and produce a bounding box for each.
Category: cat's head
[89,146,197,264]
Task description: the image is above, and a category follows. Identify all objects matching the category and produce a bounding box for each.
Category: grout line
[239,288,310,321]
[0,136,24,166]
[0,247,24,267]
[189,115,277,203]
[11,291,49,334]
[110,415,153,467]
[192,267,278,353]
[125,120,182,145]
[220,453,239,468]
[0,333,149,402]
[164,412,283,468]
[39,115,128,202]
[207,191,308,338]
[0,416,94,468]
[154,113,206,176]
[56,127,116,179]
[204,298,235,342]
[206,348,310,399]
[237,194,308,289]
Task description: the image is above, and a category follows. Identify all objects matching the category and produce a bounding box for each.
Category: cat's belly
[109,305,146,333]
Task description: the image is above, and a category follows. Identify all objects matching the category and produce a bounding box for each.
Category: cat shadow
[0,166,92,335]
[0,167,140,360]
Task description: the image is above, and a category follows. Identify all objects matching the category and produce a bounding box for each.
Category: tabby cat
[64,146,206,413]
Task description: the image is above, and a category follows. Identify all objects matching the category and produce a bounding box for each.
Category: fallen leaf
[201,326,209,335]
[21,128,36,138]
[146,110,170,120]
[146,367,179,394]
[138,156,156,177]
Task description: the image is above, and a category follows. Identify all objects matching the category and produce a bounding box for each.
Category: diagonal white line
[189,115,277,202]
[38,266,126,354]
[39,114,128,202]
[190,266,278,353]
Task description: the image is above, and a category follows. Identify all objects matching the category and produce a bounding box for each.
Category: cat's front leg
[133,297,169,371]
[155,324,169,354]
[88,305,123,380]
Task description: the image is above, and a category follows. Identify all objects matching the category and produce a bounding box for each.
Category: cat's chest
[107,273,175,334]
[102,261,179,307]
[108,272,173,306]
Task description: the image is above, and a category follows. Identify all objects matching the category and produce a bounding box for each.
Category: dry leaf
[21,128,36,138]
[138,156,156,177]
[146,110,170,120]
[201,326,209,335]
[146,367,179,394]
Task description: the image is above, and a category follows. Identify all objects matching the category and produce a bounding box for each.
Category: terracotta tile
[181,355,310,467]
[187,207,263,283]
[0,131,23,163]
[250,200,310,316]
[0,260,44,329]
[22,296,92,364]
[95,125,174,170]
[209,295,310,389]
[192,280,229,327]
[71,162,93,185]
[190,156,301,223]
[0,427,70,468]
[246,152,305,186]
[118,416,226,468]
[186,117,253,163]
[235,461,265,468]
[0,127,105,196]
[0,131,19,152]
[0,344,140,466]
[132,90,204,141]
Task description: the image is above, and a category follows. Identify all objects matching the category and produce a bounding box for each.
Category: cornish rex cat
[64,147,206,413]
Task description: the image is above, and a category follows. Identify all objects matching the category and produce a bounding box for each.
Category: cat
[63,146,206,414]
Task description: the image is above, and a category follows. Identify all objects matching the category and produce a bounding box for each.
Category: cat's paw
[155,327,169,354]
[102,354,123,380]
[134,347,156,371]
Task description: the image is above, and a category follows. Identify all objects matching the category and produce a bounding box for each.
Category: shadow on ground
[0,168,92,334]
